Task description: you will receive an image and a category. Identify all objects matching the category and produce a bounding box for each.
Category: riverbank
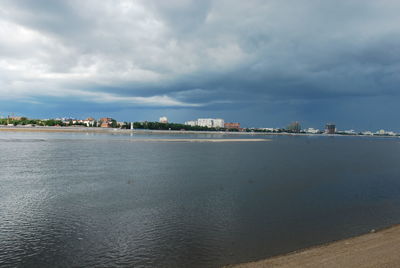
[0,126,284,135]
[1,126,397,139]
[227,224,400,268]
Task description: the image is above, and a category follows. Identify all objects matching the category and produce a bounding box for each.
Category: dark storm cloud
[1,0,400,128]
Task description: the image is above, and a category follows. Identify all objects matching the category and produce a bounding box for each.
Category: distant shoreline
[0,126,398,139]
[226,224,400,268]
[0,126,288,135]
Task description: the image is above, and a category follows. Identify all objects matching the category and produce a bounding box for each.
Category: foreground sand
[228,225,400,268]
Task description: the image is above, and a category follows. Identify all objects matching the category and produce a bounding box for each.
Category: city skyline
[1,1,400,131]
[1,113,399,135]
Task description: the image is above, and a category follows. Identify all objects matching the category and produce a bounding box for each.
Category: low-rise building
[100,117,113,123]
[305,128,320,134]
[83,117,96,127]
[99,117,114,128]
[100,122,111,128]
[184,120,197,127]
[224,122,240,129]
[362,131,374,136]
[343,129,356,135]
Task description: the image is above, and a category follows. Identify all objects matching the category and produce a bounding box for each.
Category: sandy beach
[227,224,400,268]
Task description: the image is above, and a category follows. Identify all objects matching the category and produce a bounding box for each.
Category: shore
[0,126,274,135]
[0,127,272,142]
[227,224,400,268]
[0,126,398,139]
[0,126,394,138]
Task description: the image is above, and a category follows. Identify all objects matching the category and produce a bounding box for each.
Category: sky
[1,0,400,131]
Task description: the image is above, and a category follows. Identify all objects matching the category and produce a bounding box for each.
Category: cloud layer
[1,0,400,129]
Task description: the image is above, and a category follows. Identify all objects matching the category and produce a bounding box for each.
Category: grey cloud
[1,0,400,128]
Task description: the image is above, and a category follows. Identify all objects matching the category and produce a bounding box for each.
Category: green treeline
[130,121,215,131]
[0,118,65,126]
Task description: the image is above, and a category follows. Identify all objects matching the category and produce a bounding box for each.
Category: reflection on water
[1,132,400,267]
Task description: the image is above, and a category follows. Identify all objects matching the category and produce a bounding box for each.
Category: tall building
[325,123,336,134]
[287,121,301,133]
[197,118,225,128]
[212,119,225,128]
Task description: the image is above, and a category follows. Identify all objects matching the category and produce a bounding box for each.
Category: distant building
[184,120,197,127]
[325,123,336,134]
[100,122,111,128]
[287,122,301,133]
[305,128,320,134]
[197,118,225,128]
[343,129,356,135]
[224,122,240,129]
[377,129,386,135]
[10,116,23,120]
[99,117,113,123]
[184,118,225,128]
[213,119,225,128]
[259,128,276,132]
[197,118,212,128]
[375,129,396,136]
[159,116,168,123]
[99,117,114,128]
[362,131,374,136]
[84,117,96,127]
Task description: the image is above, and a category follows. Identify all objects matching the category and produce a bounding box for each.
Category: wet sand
[227,224,400,268]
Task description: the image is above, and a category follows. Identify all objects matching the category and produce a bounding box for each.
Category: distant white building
[377,129,386,135]
[184,120,197,127]
[212,119,225,128]
[159,116,168,123]
[362,131,374,136]
[259,128,276,132]
[197,118,225,128]
[305,128,320,134]
[184,118,225,128]
[343,129,356,135]
[376,129,396,136]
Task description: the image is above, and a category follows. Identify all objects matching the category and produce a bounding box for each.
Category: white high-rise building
[212,119,225,128]
[197,118,213,128]
[196,118,225,128]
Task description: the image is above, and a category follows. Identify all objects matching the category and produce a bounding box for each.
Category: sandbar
[129,138,269,142]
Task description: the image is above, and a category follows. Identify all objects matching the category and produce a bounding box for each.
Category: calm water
[1,131,400,267]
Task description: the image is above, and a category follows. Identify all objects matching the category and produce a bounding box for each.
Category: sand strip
[227,225,400,268]
[129,138,269,142]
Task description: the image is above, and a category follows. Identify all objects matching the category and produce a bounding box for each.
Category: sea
[1,131,400,267]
